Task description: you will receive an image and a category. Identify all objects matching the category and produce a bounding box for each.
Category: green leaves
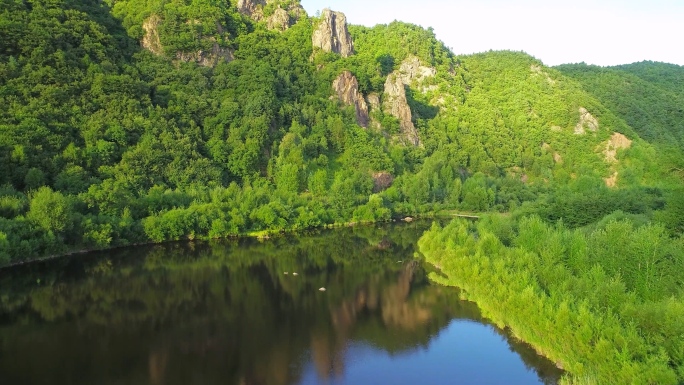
[0,230,10,265]
[27,187,72,235]
[420,215,684,384]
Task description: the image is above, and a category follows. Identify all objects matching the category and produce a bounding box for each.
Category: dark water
[0,221,563,385]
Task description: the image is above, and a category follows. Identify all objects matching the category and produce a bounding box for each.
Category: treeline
[0,162,544,265]
[419,213,684,384]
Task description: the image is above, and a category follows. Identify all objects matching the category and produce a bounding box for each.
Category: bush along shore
[418,214,684,385]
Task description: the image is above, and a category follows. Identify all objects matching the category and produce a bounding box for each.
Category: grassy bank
[418,215,684,384]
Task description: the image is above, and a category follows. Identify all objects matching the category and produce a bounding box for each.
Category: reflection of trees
[0,221,562,385]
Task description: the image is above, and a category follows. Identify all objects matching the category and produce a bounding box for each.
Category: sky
[299,0,684,67]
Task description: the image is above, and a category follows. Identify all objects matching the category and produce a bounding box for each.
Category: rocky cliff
[236,0,264,16]
[312,9,354,57]
[332,71,369,127]
[384,75,420,146]
[236,0,305,31]
[396,56,437,84]
[141,15,234,67]
[141,15,163,56]
[382,56,437,146]
[601,132,633,187]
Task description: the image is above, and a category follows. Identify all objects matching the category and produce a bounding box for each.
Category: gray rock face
[372,171,394,192]
[236,0,266,17]
[382,56,436,146]
[575,107,599,134]
[267,8,290,31]
[237,0,304,31]
[142,15,163,56]
[367,93,381,111]
[312,9,354,57]
[397,56,437,84]
[332,71,369,128]
[384,75,420,146]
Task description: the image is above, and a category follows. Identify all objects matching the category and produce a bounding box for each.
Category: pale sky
[300,0,684,67]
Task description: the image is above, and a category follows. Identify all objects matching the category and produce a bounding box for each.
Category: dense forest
[2,1,684,382]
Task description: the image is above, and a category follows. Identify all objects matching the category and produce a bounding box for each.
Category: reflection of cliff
[148,350,168,385]
[310,332,346,380]
[309,261,441,380]
[329,261,430,334]
[381,261,432,329]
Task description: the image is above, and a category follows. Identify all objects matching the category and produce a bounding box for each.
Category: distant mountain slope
[557,62,684,150]
[424,51,629,179]
[615,61,684,99]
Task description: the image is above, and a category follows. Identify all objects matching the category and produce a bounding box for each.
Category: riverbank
[418,215,684,385]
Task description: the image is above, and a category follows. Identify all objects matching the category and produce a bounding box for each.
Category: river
[0,221,563,384]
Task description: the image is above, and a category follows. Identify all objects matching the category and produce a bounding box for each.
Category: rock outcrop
[605,171,619,188]
[266,8,290,31]
[365,93,382,129]
[142,15,163,56]
[312,9,354,57]
[372,171,394,192]
[332,71,369,127]
[575,107,599,134]
[236,0,264,17]
[396,56,437,84]
[600,132,632,188]
[382,56,436,146]
[367,93,381,111]
[602,132,632,163]
[141,15,233,67]
[237,0,305,31]
[384,75,420,146]
[531,64,555,85]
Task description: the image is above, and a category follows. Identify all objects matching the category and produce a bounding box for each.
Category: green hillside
[557,62,684,151]
[1,0,682,264]
[418,62,684,384]
[2,0,684,383]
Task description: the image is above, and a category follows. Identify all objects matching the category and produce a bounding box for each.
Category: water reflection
[0,222,562,385]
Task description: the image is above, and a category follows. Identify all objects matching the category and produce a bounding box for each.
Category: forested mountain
[3,1,684,383]
[616,61,684,99]
[1,0,682,266]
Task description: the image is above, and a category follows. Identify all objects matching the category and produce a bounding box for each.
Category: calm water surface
[0,222,563,384]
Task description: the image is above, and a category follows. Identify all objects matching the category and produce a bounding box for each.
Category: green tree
[308,169,328,196]
[27,187,71,235]
[0,231,9,265]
